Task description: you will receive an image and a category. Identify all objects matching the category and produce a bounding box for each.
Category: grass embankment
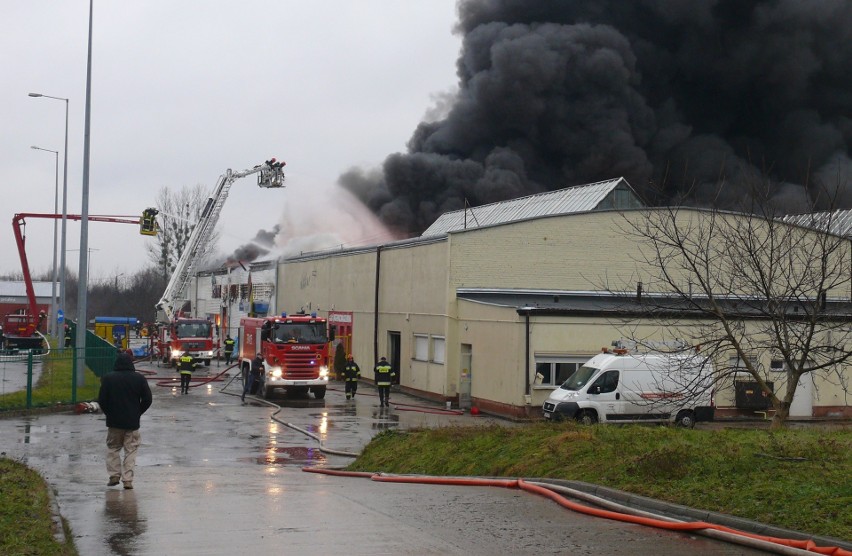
[348,422,852,540]
[0,458,76,556]
[0,346,98,554]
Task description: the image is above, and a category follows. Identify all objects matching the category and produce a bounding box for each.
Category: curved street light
[30,145,60,337]
[28,92,69,335]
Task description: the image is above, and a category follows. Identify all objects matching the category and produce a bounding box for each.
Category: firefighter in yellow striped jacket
[343,354,361,400]
[373,356,395,407]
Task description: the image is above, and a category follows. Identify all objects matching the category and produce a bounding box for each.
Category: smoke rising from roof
[215,178,400,268]
[340,0,852,234]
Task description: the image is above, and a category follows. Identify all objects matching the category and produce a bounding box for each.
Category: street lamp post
[30,145,60,338]
[28,92,69,336]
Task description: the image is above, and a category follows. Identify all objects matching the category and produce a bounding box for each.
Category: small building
[0,280,56,324]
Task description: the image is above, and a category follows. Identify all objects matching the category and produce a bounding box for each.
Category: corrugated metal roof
[783,210,852,237]
[0,281,55,298]
[420,177,639,237]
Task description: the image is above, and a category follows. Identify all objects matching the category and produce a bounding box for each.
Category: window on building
[414,334,429,361]
[729,355,760,373]
[432,336,445,364]
[534,356,588,387]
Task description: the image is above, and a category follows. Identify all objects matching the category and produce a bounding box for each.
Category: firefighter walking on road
[223,335,235,365]
[374,356,395,407]
[177,353,199,395]
[343,354,361,400]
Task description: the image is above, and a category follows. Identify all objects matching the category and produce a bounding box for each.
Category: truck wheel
[241,365,249,389]
[675,410,696,428]
[577,410,598,425]
[312,386,326,400]
[204,359,211,367]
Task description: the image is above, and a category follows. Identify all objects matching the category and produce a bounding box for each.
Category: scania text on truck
[157,316,215,367]
[542,348,715,427]
[239,312,334,399]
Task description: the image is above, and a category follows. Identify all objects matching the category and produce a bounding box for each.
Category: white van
[542,349,715,427]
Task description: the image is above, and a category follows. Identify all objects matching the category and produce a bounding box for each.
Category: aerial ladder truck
[154,159,285,366]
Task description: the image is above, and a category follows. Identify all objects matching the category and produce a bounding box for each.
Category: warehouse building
[191,178,852,420]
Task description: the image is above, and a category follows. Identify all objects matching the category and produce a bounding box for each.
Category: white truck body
[542,350,715,427]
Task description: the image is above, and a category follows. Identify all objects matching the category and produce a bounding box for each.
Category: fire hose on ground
[301,467,851,556]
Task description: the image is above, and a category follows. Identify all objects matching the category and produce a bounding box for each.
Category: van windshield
[559,365,599,391]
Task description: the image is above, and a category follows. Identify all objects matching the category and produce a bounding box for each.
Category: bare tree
[145,185,220,277]
[613,201,852,429]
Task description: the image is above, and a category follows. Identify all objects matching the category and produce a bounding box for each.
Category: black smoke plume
[223,225,279,266]
[341,0,852,235]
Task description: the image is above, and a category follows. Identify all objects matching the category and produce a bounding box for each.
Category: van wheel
[577,410,598,425]
[675,410,696,428]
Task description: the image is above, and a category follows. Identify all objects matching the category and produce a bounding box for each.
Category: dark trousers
[224,351,233,365]
[180,373,191,394]
[378,385,390,406]
[345,380,358,399]
[242,374,259,401]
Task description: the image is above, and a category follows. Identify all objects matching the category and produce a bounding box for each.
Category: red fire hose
[302,467,850,556]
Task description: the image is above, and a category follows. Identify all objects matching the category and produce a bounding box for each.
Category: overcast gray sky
[2,1,460,282]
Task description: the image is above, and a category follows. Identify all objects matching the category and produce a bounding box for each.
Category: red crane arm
[11,213,142,336]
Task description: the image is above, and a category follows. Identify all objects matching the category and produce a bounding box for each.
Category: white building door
[788,373,814,417]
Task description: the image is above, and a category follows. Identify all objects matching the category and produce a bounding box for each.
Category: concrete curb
[533,478,852,551]
[45,486,67,546]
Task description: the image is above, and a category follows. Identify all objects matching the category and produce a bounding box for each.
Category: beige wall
[278,240,453,393]
[448,212,640,292]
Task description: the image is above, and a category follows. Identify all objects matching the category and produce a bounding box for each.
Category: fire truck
[156,316,215,366]
[239,312,334,399]
[154,159,285,366]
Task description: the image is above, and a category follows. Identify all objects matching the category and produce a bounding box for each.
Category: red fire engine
[239,312,334,399]
[157,315,214,367]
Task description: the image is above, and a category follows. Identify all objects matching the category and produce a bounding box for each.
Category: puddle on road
[239,446,327,466]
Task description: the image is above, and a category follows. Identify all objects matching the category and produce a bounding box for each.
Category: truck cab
[239,313,333,400]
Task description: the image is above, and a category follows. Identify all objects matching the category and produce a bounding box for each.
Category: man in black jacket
[98,351,153,489]
[242,354,265,403]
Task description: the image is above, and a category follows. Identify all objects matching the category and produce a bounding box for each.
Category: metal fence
[0,326,119,412]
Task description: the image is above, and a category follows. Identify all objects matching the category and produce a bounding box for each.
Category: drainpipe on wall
[518,307,532,398]
[373,246,382,364]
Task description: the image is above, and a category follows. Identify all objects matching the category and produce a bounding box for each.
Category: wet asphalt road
[0,360,768,555]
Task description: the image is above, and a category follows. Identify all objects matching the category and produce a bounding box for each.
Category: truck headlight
[319,366,329,378]
[270,367,282,379]
[172,350,183,358]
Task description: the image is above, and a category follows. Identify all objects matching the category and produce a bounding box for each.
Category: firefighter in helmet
[223,335,235,365]
[374,356,395,407]
[177,353,200,395]
[343,354,361,400]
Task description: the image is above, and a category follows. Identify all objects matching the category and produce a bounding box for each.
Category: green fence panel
[0,323,118,412]
[85,327,119,378]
